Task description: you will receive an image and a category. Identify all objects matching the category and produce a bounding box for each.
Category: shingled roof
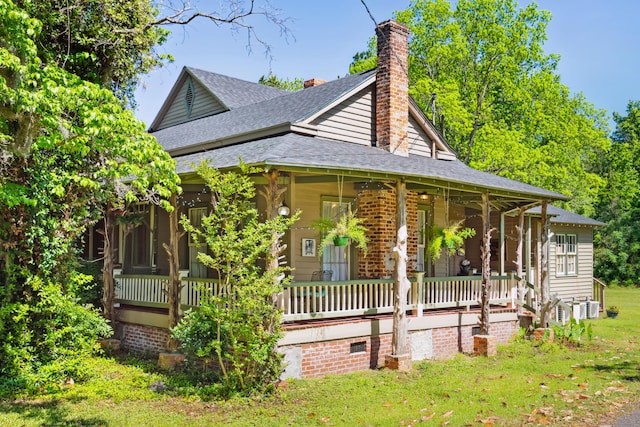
[527,205,604,226]
[187,67,287,109]
[173,133,567,203]
[153,65,568,208]
[152,69,375,154]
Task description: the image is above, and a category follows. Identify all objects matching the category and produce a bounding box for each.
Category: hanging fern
[312,211,368,257]
[426,221,476,261]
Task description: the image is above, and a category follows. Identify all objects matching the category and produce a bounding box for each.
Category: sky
[133,0,640,130]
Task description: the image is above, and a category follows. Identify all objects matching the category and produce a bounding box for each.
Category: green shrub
[0,274,112,395]
[172,163,297,398]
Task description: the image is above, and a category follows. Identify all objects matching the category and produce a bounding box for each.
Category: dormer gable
[149,67,286,132]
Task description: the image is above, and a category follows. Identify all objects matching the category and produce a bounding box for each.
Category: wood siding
[548,225,594,301]
[311,88,374,146]
[408,117,432,157]
[289,177,359,282]
[156,77,225,130]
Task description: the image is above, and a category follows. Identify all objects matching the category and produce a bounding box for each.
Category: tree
[259,73,303,92]
[350,0,610,214]
[16,0,291,108]
[172,162,298,396]
[593,101,640,285]
[0,0,180,388]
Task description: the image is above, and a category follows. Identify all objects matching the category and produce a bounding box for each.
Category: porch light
[277,202,290,216]
[419,193,429,201]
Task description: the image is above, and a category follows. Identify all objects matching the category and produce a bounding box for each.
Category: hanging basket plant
[426,220,476,261]
[333,236,349,247]
[312,211,368,257]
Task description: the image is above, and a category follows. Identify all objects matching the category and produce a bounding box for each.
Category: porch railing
[115,272,517,321]
[593,277,607,312]
[115,274,222,308]
[282,274,515,321]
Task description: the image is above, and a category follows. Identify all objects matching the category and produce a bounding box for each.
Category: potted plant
[426,220,476,261]
[606,305,619,319]
[312,211,368,257]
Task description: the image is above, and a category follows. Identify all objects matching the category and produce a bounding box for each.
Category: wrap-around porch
[114,271,516,322]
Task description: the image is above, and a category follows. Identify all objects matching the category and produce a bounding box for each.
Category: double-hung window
[556,234,577,276]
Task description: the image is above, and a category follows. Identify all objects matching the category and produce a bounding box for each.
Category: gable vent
[184,78,196,118]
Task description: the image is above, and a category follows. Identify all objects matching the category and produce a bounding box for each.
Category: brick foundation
[116,312,519,379]
[119,322,170,354]
[300,335,392,378]
[287,315,518,378]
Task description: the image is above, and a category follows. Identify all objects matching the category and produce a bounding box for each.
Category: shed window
[556,234,577,276]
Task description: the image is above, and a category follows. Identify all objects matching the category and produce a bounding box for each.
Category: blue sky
[134,0,640,131]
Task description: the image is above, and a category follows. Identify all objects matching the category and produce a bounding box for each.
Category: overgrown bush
[0,274,112,395]
[172,163,298,398]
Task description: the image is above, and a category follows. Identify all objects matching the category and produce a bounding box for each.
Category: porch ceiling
[172,133,567,210]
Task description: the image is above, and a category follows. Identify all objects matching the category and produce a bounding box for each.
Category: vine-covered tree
[0,0,289,390]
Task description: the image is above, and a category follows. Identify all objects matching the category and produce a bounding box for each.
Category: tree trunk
[515,207,525,313]
[102,205,117,328]
[391,180,410,357]
[479,193,492,335]
[163,193,184,352]
[259,170,287,330]
[539,201,551,327]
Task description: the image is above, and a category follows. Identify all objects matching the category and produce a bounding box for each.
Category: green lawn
[2,287,639,426]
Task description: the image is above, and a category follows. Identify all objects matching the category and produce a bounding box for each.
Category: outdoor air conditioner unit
[579,302,588,320]
[587,301,600,319]
[555,305,571,324]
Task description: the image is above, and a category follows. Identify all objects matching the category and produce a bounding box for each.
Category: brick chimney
[376,20,409,156]
[358,20,414,279]
[303,78,326,88]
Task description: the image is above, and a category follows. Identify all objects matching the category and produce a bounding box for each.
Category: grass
[1,287,639,426]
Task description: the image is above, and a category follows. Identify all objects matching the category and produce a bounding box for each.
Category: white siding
[156,78,225,130]
[311,88,374,146]
[549,225,594,301]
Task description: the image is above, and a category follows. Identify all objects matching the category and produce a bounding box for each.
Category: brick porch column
[357,189,418,278]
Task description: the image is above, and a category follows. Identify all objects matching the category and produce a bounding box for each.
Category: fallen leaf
[442,410,454,418]
[421,413,435,421]
[382,402,393,407]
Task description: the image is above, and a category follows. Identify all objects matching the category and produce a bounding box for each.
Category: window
[321,199,352,281]
[119,204,154,274]
[188,207,208,278]
[417,209,427,272]
[556,234,577,276]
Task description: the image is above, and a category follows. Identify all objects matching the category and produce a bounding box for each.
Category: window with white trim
[321,199,352,281]
[556,234,577,276]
